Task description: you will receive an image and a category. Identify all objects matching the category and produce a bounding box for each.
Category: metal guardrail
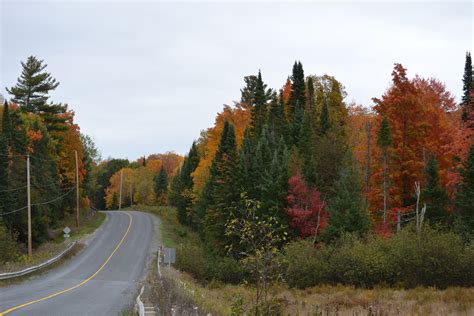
[136,286,145,316]
[0,241,77,280]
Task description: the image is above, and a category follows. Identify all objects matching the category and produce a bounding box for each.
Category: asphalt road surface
[0,211,156,316]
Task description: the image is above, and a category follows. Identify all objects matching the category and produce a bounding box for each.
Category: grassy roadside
[134,205,474,315]
[0,210,106,275]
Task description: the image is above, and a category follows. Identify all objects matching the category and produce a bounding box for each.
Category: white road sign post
[163,247,176,273]
[63,226,71,239]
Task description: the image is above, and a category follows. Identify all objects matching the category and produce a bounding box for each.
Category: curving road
[0,211,156,316]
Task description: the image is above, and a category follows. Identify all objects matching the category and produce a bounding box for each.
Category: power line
[31,187,75,207]
[0,187,75,216]
[0,206,28,216]
[0,185,27,193]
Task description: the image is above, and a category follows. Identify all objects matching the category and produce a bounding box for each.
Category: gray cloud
[1,1,472,159]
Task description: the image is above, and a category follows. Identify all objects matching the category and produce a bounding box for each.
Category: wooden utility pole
[75,150,80,227]
[27,155,32,257]
[119,169,123,210]
[397,209,401,233]
[364,121,372,207]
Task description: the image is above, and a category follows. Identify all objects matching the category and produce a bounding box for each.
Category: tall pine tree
[454,144,474,235]
[7,56,67,132]
[154,166,168,205]
[250,70,272,139]
[320,97,330,135]
[203,121,239,252]
[421,155,449,224]
[170,142,200,225]
[377,115,392,223]
[323,156,369,242]
[288,61,306,120]
[462,52,473,122]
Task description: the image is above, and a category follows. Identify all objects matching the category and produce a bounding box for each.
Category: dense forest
[1,53,473,301]
[104,54,474,308]
[160,55,473,250]
[0,57,185,261]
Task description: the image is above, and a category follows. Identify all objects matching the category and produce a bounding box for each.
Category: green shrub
[0,225,18,263]
[283,226,473,289]
[283,239,331,288]
[209,256,246,284]
[330,234,396,287]
[175,242,207,280]
[390,226,470,288]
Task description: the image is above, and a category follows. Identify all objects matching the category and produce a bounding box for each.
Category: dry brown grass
[162,271,474,316]
[138,205,474,316]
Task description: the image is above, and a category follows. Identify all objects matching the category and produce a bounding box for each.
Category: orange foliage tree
[369,64,461,218]
[192,103,251,195]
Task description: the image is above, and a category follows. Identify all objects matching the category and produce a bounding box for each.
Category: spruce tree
[377,115,392,223]
[290,104,304,146]
[0,135,10,217]
[307,76,315,110]
[289,61,306,120]
[250,70,271,138]
[421,155,449,224]
[299,111,317,186]
[170,142,200,225]
[237,129,257,198]
[260,143,289,228]
[2,101,11,141]
[154,166,168,205]
[7,56,67,132]
[320,97,330,135]
[323,156,369,242]
[240,74,273,107]
[454,144,474,234]
[462,52,473,122]
[2,108,28,241]
[204,121,239,252]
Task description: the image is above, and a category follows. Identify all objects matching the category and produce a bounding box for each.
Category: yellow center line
[0,212,133,316]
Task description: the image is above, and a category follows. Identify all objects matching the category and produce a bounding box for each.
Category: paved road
[0,211,156,316]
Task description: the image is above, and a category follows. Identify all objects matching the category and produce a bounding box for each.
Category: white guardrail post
[136,286,145,316]
[0,241,77,280]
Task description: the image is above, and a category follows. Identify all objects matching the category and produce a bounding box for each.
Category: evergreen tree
[172,142,200,225]
[2,108,28,241]
[259,143,290,229]
[0,102,12,218]
[267,94,288,142]
[93,159,129,209]
[320,97,330,135]
[421,155,449,224]
[377,115,392,223]
[154,166,168,205]
[6,56,67,132]
[307,76,315,110]
[29,121,60,235]
[290,104,304,146]
[250,70,272,138]
[454,145,474,235]
[299,111,317,186]
[237,129,257,198]
[462,52,473,122]
[289,61,306,120]
[240,74,273,106]
[204,121,239,252]
[2,101,11,141]
[323,156,369,242]
[0,135,10,217]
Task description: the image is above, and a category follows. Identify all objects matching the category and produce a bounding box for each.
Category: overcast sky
[1,1,472,160]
